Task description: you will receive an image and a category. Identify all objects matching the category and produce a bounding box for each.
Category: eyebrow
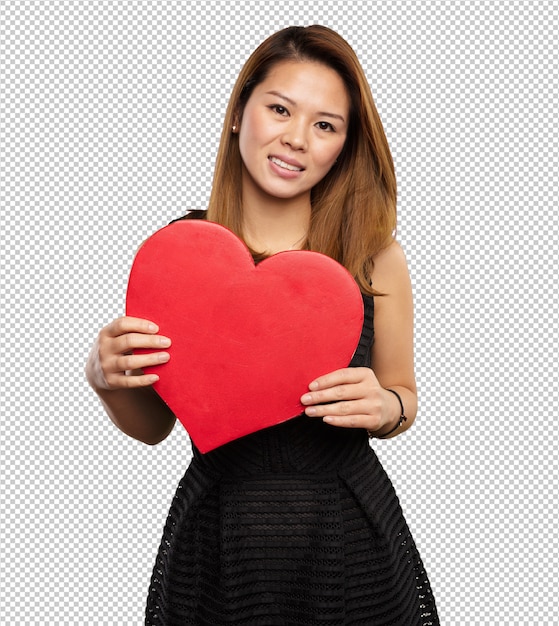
[265,90,346,123]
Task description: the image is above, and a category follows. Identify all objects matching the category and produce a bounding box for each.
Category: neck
[241,184,311,256]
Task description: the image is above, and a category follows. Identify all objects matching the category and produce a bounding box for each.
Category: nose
[281,119,308,151]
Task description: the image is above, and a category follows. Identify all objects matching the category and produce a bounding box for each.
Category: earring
[232,125,237,132]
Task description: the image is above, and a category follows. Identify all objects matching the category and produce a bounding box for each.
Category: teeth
[269,156,303,172]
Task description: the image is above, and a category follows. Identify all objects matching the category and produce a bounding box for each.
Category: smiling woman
[236,60,350,254]
[86,24,439,625]
[208,26,398,291]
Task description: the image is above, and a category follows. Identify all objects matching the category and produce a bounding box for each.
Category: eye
[269,104,289,116]
[316,121,335,132]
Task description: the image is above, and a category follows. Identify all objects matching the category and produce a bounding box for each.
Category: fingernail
[158,352,170,363]
[159,337,171,347]
[309,381,319,390]
[148,323,158,332]
[306,407,317,416]
[301,394,312,404]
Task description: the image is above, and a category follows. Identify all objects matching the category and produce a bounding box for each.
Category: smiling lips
[268,156,305,172]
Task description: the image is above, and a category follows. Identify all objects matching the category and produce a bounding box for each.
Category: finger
[308,367,370,391]
[301,382,364,406]
[105,371,161,390]
[112,332,171,355]
[114,350,170,373]
[105,316,160,338]
[304,399,370,418]
[321,414,380,430]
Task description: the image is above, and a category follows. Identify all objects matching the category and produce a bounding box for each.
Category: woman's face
[237,60,350,207]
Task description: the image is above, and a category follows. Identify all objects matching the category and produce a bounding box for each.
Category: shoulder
[136,211,208,253]
[370,239,412,296]
[169,210,207,224]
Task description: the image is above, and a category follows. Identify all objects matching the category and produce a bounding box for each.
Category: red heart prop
[126,220,363,453]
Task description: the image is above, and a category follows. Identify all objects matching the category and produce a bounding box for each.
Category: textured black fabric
[145,213,439,624]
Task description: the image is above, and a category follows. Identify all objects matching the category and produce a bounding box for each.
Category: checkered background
[1,0,557,623]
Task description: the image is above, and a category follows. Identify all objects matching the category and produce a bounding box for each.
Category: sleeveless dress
[145,213,439,625]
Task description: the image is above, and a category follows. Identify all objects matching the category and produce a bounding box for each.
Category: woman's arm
[86,316,176,445]
[300,239,417,438]
[368,239,417,436]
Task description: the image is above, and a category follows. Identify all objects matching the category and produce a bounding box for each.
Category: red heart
[126,220,363,453]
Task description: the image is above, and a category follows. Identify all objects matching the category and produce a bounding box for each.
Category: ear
[231,110,241,134]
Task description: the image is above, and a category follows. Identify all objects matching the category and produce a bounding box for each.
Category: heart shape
[126,220,363,453]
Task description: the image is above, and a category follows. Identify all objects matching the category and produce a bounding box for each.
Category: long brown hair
[207,25,396,294]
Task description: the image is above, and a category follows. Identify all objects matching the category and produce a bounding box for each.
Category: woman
[86,25,439,625]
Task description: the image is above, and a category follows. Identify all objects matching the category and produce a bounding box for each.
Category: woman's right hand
[85,316,171,392]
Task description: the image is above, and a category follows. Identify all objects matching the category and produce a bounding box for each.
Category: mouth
[268,156,305,172]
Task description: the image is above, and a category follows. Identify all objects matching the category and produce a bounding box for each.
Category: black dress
[145,214,439,625]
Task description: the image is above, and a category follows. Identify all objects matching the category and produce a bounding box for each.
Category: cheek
[239,117,269,166]
[240,109,269,143]
[318,140,346,170]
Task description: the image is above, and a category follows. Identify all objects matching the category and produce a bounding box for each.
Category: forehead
[254,60,350,113]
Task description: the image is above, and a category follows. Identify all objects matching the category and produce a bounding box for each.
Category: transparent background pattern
[1,0,557,623]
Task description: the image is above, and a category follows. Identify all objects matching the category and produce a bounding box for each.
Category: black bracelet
[368,388,408,439]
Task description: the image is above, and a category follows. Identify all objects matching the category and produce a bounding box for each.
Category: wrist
[368,388,408,439]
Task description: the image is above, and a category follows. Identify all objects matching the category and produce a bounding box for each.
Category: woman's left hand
[300,367,395,432]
